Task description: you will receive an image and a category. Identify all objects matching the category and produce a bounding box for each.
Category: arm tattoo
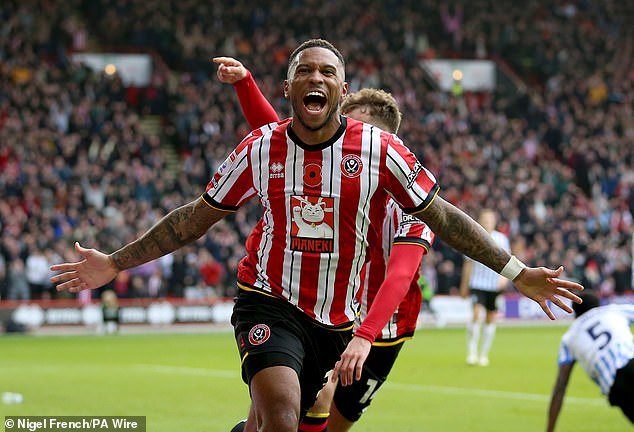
[415,197,510,273]
[111,199,217,271]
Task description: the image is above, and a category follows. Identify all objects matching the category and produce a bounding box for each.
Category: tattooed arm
[50,197,230,293]
[111,197,224,270]
[412,196,583,319]
[412,196,510,272]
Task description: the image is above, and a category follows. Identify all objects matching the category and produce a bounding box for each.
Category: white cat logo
[293,196,333,237]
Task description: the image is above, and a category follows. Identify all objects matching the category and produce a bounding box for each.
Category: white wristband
[500,255,527,281]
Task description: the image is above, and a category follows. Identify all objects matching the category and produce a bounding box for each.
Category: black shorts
[231,289,352,417]
[333,341,404,422]
[470,288,500,312]
[608,357,634,423]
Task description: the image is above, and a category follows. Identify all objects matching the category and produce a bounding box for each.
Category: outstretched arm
[213,56,279,129]
[547,362,574,432]
[51,197,231,292]
[413,196,583,318]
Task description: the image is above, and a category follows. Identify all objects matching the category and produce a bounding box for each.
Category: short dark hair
[572,290,601,317]
[341,88,402,133]
[287,39,345,79]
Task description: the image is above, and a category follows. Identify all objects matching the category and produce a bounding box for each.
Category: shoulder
[491,230,508,240]
[242,118,291,145]
[601,304,634,319]
[257,117,291,136]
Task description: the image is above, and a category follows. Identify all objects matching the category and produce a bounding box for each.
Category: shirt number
[359,378,380,404]
[586,321,612,350]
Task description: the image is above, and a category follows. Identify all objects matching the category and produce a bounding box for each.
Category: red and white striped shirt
[358,199,435,341]
[203,117,439,326]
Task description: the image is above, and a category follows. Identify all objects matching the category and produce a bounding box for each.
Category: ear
[338,81,349,106]
[283,80,289,98]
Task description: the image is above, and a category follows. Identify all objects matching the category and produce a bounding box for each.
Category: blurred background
[0,0,633,332]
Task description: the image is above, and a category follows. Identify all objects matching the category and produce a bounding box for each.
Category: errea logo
[270,162,284,179]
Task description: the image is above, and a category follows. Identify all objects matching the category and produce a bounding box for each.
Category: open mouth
[303,91,327,113]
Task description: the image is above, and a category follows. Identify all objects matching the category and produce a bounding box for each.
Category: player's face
[479,210,496,232]
[285,47,347,133]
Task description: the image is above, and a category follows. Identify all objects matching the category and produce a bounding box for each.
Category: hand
[513,266,583,320]
[50,242,119,292]
[332,336,372,387]
[212,57,247,84]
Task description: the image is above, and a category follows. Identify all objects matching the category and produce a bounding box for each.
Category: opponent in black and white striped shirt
[460,209,510,366]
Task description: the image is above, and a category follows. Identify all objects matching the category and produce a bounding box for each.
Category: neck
[290,116,342,145]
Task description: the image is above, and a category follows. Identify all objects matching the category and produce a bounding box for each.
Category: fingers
[549,296,573,314]
[212,56,247,85]
[332,360,343,384]
[215,64,244,84]
[333,352,361,386]
[218,65,238,76]
[74,241,88,255]
[212,56,240,66]
[539,301,556,320]
[333,359,347,385]
[49,262,81,272]
[330,363,340,383]
[339,357,353,386]
[50,270,79,283]
[355,357,364,381]
[547,278,584,292]
[553,287,582,304]
[50,244,88,273]
[545,266,564,277]
[54,278,87,292]
[339,357,366,385]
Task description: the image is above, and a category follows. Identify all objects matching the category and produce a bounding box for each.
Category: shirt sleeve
[392,205,435,250]
[203,137,257,211]
[233,70,280,129]
[383,134,439,213]
[557,333,575,365]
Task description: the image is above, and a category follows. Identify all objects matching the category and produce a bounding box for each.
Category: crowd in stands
[0,0,632,302]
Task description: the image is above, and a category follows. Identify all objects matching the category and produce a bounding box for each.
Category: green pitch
[0,325,628,431]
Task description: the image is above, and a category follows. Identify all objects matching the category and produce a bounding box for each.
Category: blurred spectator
[7,259,30,301]
[0,254,6,300]
[25,247,51,299]
[0,0,632,303]
[436,259,461,296]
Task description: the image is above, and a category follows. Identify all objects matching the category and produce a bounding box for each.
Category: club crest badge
[248,324,271,345]
[341,154,363,178]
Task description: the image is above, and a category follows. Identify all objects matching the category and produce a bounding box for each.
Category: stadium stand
[0,0,632,304]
